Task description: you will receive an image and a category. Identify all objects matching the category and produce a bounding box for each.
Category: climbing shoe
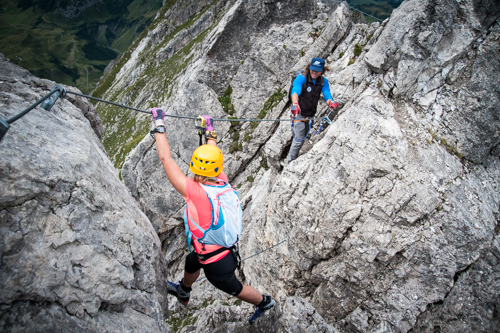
[167,280,191,305]
[248,295,275,324]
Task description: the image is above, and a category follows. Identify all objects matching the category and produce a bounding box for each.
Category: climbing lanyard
[290,115,334,142]
[195,115,206,146]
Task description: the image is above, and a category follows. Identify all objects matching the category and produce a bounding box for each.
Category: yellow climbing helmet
[190,145,224,177]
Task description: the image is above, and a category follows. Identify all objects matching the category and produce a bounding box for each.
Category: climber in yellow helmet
[150,109,275,324]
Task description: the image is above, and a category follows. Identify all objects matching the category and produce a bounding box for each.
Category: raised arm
[151,108,187,197]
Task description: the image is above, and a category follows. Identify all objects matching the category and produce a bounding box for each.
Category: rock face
[2,0,498,331]
[0,54,169,332]
[111,0,500,331]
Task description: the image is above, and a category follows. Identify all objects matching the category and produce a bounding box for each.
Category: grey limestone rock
[0,54,169,332]
[117,0,499,331]
[10,0,494,331]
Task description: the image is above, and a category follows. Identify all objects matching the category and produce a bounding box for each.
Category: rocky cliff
[1,0,499,332]
[0,53,169,332]
[112,0,500,331]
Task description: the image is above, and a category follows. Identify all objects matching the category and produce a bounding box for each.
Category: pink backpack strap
[215,188,235,198]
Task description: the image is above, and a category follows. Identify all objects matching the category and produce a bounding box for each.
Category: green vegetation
[260,156,269,171]
[348,58,355,66]
[243,130,251,142]
[251,88,285,130]
[228,116,243,154]
[0,0,163,93]
[427,128,463,159]
[219,85,235,115]
[354,43,363,57]
[202,299,215,308]
[166,313,197,332]
[96,0,225,168]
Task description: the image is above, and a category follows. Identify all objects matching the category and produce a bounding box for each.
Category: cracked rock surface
[0,53,169,332]
[1,0,499,331]
[116,0,499,332]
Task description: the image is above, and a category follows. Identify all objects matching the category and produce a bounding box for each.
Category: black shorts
[185,251,243,296]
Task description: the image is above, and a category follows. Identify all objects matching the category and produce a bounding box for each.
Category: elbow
[158,153,170,166]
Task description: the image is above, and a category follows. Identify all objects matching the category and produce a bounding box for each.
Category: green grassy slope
[96,0,221,171]
[0,0,162,94]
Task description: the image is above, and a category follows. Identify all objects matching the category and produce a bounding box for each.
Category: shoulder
[218,172,229,182]
[321,76,330,87]
[185,178,203,199]
[294,74,306,85]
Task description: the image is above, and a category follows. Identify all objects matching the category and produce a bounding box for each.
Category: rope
[241,239,288,262]
[0,87,62,141]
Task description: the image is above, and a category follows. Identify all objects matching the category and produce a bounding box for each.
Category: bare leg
[236,285,264,305]
[182,269,200,288]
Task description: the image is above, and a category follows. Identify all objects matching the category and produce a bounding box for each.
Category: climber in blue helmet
[288,57,338,163]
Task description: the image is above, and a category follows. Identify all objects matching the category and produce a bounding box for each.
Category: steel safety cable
[65,90,326,122]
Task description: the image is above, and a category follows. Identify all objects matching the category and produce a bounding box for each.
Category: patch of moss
[219,85,235,115]
[166,317,183,332]
[202,299,215,308]
[166,313,197,332]
[247,175,254,182]
[232,131,240,141]
[251,88,285,130]
[243,130,251,142]
[260,156,269,171]
[427,129,463,159]
[348,58,355,66]
[227,116,243,153]
[367,33,374,41]
[354,43,363,57]
[339,52,345,59]
[229,141,243,153]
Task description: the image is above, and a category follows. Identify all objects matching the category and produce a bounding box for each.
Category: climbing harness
[290,117,328,143]
[289,81,351,142]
